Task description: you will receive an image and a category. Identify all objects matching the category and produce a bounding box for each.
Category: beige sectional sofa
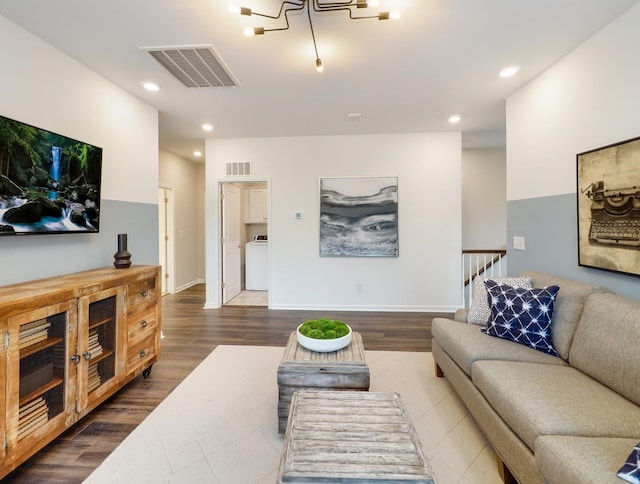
[432,271,640,484]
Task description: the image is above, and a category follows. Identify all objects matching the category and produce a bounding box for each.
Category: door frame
[217,179,270,308]
[158,184,176,295]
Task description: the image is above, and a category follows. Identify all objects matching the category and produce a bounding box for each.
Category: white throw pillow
[467,276,533,325]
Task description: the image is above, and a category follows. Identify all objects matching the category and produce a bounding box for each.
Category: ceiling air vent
[144,45,238,88]
[226,162,252,176]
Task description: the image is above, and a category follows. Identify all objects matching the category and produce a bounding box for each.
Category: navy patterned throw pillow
[618,442,640,484]
[482,280,560,356]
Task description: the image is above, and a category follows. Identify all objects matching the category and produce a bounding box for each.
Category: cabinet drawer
[127,306,157,344]
[127,277,157,309]
[127,334,156,372]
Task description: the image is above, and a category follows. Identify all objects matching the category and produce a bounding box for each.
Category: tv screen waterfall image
[320,176,398,257]
[0,114,102,235]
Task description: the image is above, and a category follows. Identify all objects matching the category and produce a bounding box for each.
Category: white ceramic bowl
[296,323,352,352]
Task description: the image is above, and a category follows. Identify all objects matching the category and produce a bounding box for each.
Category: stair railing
[462,249,507,307]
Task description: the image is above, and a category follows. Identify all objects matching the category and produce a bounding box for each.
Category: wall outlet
[295,211,302,219]
[356,283,363,292]
[513,236,526,251]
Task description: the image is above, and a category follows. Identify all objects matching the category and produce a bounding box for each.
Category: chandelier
[230,1,401,72]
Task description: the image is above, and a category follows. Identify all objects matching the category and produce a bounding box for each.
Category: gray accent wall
[507,194,639,301]
[0,199,158,286]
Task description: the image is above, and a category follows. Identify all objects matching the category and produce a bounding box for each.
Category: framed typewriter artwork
[577,136,640,277]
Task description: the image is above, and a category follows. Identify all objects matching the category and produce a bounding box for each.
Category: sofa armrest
[453,308,469,323]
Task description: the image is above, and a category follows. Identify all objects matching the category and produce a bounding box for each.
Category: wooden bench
[277,390,433,483]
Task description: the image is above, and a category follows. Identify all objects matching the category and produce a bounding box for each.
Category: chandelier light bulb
[315,58,324,73]
[243,27,255,37]
[228,5,240,15]
[390,11,401,20]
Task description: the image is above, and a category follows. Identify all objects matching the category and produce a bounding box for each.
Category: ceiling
[0,0,638,162]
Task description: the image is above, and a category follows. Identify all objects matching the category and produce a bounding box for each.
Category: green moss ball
[298,319,350,339]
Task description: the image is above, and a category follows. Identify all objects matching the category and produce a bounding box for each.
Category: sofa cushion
[431,318,566,377]
[467,276,532,325]
[520,271,612,360]
[536,436,640,484]
[472,360,640,451]
[483,281,559,356]
[569,293,640,407]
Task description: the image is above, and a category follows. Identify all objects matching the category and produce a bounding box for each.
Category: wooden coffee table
[277,391,433,483]
[277,331,370,433]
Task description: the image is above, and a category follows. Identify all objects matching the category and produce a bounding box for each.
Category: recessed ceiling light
[143,82,159,92]
[448,115,461,124]
[499,66,519,78]
[201,123,214,132]
[347,112,362,120]
[194,151,202,157]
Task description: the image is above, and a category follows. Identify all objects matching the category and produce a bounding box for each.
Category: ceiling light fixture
[499,66,519,78]
[448,115,461,124]
[194,151,202,157]
[143,82,160,92]
[201,123,214,132]
[233,0,400,71]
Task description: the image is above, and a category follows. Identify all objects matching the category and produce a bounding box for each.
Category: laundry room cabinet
[244,187,268,223]
[0,265,161,479]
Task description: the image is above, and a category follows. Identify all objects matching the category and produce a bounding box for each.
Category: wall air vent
[144,45,238,88]
[226,162,252,176]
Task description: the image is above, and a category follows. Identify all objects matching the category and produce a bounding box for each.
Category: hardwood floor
[4,284,447,483]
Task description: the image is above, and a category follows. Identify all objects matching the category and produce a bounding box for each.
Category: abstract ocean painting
[320,177,398,256]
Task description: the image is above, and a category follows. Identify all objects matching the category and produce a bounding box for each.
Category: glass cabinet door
[77,286,123,411]
[6,300,76,451]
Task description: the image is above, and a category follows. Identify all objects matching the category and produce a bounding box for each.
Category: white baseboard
[267,303,458,312]
[173,278,205,294]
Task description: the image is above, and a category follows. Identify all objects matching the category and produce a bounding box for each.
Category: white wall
[506,3,640,299]
[507,4,640,202]
[206,133,462,311]
[0,15,159,285]
[461,148,506,249]
[159,150,205,291]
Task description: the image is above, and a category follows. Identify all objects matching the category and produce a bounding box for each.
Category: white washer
[245,240,268,290]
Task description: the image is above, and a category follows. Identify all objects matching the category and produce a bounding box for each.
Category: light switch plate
[513,236,525,251]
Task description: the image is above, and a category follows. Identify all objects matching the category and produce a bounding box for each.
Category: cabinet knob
[70,354,81,365]
[140,289,147,297]
[140,319,148,328]
[139,350,146,358]
[83,351,92,361]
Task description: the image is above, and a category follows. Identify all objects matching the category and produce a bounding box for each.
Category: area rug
[83,346,501,484]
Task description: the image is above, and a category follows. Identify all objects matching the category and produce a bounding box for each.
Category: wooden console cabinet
[0,265,161,478]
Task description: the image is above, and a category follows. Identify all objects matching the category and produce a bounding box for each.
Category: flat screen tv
[0,114,103,235]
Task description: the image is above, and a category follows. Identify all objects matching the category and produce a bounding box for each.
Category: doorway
[158,185,175,295]
[220,181,268,307]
